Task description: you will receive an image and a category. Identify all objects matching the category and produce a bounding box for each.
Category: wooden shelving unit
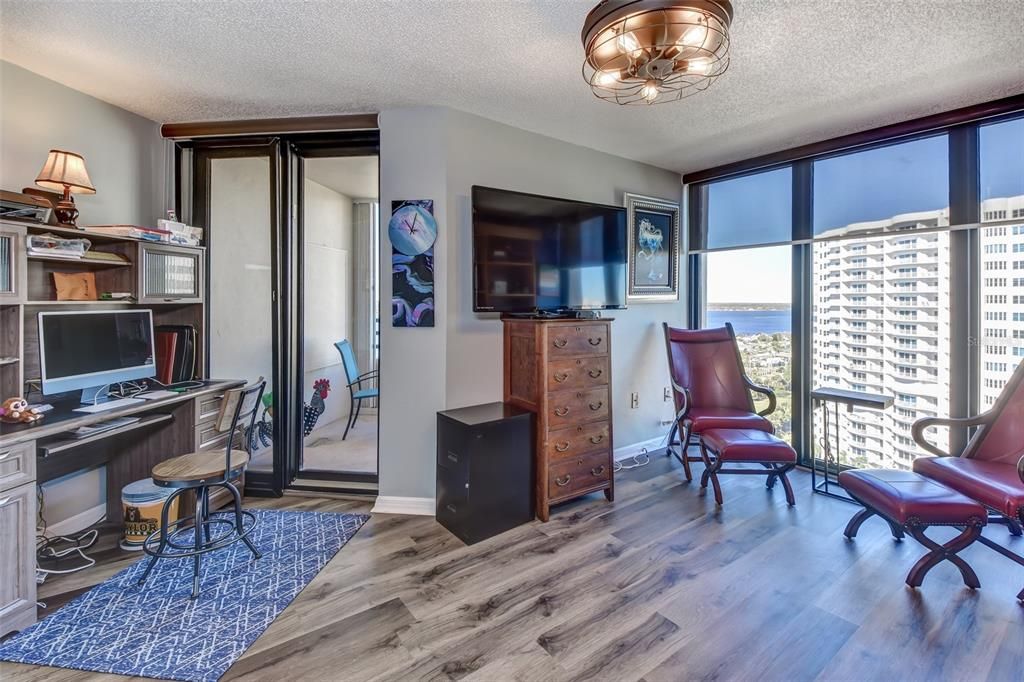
[1,218,207,398]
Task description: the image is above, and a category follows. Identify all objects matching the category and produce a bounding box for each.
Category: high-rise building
[812,210,952,471]
[979,194,1024,409]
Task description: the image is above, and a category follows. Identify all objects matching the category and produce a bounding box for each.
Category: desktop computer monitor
[38,309,156,403]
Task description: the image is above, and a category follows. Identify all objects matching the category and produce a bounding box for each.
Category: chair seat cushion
[353,387,379,399]
[838,469,987,526]
[686,408,773,434]
[153,450,249,484]
[700,428,797,463]
[913,456,1024,519]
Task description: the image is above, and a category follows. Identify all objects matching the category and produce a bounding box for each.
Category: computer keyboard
[71,416,141,438]
[73,398,145,413]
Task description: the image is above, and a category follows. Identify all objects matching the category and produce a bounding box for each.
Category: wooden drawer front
[195,394,225,426]
[546,356,609,392]
[547,387,609,429]
[197,426,241,452]
[547,421,610,462]
[547,324,608,358]
[0,442,35,493]
[548,451,611,500]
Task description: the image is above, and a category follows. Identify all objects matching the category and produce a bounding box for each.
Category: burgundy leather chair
[662,323,776,481]
[912,359,1024,600]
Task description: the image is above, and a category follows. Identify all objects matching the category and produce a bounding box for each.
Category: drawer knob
[589,434,605,444]
[589,401,604,411]
[591,465,606,476]
[446,503,457,513]
[554,406,570,417]
[554,372,569,383]
[553,338,568,348]
[555,442,570,452]
[588,369,603,378]
[447,452,459,462]
[555,475,572,487]
[0,451,10,461]
[0,496,10,507]
[588,337,603,346]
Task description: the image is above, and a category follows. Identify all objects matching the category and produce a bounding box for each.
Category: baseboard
[614,435,668,461]
[371,495,435,516]
[44,503,107,537]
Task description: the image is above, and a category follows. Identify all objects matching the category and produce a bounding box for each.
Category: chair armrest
[669,378,690,427]
[348,370,379,388]
[744,377,777,417]
[910,414,990,458]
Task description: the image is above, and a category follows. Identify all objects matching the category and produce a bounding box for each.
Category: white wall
[303,179,353,430]
[0,61,167,529]
[378,107,684,503]
[0,61,166,226]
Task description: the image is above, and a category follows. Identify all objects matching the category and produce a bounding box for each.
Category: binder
[154,325,197,383]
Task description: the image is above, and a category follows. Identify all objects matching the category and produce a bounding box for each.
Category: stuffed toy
[0,397,44,424]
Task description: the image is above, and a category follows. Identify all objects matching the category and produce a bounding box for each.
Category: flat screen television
[472,186,627,313]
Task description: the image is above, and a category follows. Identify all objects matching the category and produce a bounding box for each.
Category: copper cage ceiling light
[581,0,734,105]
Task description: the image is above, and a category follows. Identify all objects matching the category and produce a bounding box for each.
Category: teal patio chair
[334,340,379,440]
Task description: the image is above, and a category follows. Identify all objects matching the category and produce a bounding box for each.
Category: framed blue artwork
[389,200,437,327]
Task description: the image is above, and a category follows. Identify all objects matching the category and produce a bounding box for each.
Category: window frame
[685,97,1024,467]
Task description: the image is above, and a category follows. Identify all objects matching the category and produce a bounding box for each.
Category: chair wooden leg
[844,507,875,540]
[776,465,796,506]
[906,525,982,589]
[698,441,723,505]
[679,426,693,482]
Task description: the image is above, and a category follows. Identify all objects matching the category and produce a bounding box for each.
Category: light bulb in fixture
[685,58,712,75]
[595,70,621,86]
[617,30,641,55]
[677,24,708,48]
[641,80,660,102]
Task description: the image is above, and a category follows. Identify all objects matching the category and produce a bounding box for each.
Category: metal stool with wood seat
[137,381,265,599]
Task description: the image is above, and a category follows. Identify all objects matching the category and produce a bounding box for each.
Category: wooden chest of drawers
[503,318,614,521]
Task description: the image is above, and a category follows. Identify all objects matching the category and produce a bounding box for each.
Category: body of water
[707,308,791,336]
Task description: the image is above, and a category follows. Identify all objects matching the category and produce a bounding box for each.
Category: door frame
[288,132,381,488]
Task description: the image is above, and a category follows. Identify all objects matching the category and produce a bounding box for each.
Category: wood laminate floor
[4,452,1023,681]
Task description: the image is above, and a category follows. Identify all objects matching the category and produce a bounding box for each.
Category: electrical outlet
[630,391,639,409]
[663,386,672,402]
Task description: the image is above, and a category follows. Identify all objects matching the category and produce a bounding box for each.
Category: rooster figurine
[302,379,331,436]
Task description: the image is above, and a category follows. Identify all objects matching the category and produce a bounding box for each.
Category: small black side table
[810,387,894,501]
[436,402,534,544]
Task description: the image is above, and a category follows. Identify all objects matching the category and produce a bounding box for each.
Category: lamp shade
[35,149,96,195]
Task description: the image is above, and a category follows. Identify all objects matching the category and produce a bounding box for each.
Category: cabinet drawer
[195,394,225,426]
[0,441,35,493]
[548,451,611,501]
[547,324,608,358]
[546,387,609,428]
[547,421,610,462]
[546,356,609,392]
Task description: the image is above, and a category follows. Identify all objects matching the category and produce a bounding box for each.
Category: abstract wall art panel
[390,200,437,327]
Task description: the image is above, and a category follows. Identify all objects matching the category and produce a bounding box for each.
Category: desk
[0,379,244,637]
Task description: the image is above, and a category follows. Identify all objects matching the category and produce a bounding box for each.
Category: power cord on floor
[35,484,103,583]
[614,447,651,472]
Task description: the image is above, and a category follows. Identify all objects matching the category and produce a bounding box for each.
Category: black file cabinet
[436,402,534,544]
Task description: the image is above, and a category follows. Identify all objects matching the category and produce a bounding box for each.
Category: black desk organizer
[436,402,534,544]
[810,387,895,501]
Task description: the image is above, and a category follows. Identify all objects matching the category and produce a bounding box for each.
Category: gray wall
[379,107,684,501]
[0,61,166,226]
[1,61,167,529]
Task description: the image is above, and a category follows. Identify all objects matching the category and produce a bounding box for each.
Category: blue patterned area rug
[0,509,368,682]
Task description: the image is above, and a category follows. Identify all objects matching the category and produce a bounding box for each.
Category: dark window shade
[705,167,792,250]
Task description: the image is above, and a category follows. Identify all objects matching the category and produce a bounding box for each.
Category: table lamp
[35,149,96,227]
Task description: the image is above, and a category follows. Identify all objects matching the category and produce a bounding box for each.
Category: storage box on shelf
[503,318,614,522]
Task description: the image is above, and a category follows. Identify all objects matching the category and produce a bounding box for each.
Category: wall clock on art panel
[388,201,438,256]
[390,200,437,328]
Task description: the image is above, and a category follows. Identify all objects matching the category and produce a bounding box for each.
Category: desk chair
[137,381,265,599]
[335,340,379,440]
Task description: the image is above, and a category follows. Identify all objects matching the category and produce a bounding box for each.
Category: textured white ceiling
[305,156,378,199]
[2,1,1023,174]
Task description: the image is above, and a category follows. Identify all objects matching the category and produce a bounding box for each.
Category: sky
[705,116,1024,304]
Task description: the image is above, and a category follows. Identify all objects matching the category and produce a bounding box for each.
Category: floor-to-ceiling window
[687,98,1024,469]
